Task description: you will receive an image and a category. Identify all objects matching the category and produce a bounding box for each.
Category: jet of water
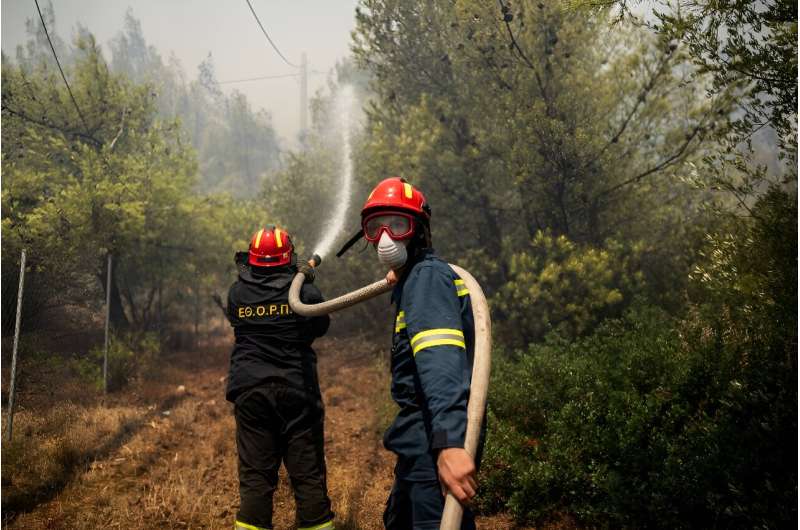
[313,85,356,260]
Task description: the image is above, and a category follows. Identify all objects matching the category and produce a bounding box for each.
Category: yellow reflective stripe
[456,288,469,297]
[413,338,466,356]
[410,328,464,347]
[395,323,407,332]
[235,521,270,530]
[298,520,335,530]
[454,279,465,286]
[254,229,264,249]
[403,182,413,198]
[274,227,283,248]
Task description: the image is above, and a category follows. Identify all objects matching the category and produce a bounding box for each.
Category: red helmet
[248,226,293,267]
[361,177,430,220]
[337,178,431,258]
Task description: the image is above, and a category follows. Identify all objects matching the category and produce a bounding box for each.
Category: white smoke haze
[313,84,359,260]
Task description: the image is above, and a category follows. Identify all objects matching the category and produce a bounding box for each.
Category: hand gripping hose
[288,263,491,530]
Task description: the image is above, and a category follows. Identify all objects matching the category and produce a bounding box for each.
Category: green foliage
[485,308,692,525]
[479,190,797,528]
[78,332,159,391]
[1,20,265,343]
[494,232,644,345]
[70,354,103,392]
[651,0,794,149]
[352,0,728,299]
[3,33,195,329]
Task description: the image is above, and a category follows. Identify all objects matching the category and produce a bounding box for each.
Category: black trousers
[234,383,333,529]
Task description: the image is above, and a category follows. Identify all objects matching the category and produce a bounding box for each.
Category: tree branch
[498,0,537,70]
[2,103,103,148]
[583,51,673,170]
[108,106,128,152]
[596,124,703,199]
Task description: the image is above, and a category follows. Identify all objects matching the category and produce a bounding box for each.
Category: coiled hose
[288,264,491,530]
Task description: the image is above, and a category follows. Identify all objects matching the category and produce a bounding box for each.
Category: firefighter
[344,177,481,529]
[225,226,334,530]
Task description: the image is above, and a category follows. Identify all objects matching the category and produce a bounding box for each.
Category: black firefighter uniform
[226,264,333,530]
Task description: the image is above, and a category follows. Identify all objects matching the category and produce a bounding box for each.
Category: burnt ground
[3,334,522,529]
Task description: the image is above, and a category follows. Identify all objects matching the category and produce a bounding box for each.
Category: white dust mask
[376,231,408,270]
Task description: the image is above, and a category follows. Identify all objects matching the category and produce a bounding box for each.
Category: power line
[218,72,299,85]
[218,70,326,85]
[33,0,90,132]
[244,0,298,68]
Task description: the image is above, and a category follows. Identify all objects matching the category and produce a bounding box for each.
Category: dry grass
[1,402,144,520]
[2,334,538,529]
[5,364,234,529]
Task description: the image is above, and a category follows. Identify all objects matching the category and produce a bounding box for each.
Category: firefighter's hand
[437,448,477,504]
[385,269,399,285]
[298,262,315,283]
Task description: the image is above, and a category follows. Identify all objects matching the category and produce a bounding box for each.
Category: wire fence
[0,248,228,441]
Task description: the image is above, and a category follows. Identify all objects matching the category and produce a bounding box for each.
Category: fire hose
[288,256,491,530]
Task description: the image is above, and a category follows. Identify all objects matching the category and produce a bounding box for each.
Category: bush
[77,332,159,392]
[482,304,795,527]
[493,232,644,347]
[478,189,797,528]
[482,306,686,526]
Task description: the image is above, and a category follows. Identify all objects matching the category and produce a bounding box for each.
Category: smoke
[313,84,357,259]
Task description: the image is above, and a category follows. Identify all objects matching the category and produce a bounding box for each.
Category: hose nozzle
[308,254,322,268]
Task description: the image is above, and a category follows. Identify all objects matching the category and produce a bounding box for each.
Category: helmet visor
[363,213,415,242]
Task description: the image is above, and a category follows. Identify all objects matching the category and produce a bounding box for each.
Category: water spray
[311,85,356,261]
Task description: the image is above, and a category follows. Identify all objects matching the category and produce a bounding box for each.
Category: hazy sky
[2,0,360,148]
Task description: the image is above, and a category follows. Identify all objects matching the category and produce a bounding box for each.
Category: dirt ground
[4,334,522,529]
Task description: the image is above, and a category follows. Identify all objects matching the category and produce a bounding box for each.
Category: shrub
[493,232,644,347]
[77,332,159,391]
[478,189,797,528]
[482,306,687,526]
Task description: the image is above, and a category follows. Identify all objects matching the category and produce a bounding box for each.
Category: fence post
[104,253,112,394]
[5,249,27,441]
[194,287,200,349]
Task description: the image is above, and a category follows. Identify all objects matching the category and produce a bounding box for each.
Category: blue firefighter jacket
[384,248,475,481]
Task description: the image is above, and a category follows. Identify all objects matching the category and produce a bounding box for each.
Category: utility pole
[300,52,308,141]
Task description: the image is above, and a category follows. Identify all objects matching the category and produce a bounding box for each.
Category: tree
[580,0,797,215]
[108,12,283,196]
[352,1,728,298]
[2,33,200,329]
[593,0,796,147]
